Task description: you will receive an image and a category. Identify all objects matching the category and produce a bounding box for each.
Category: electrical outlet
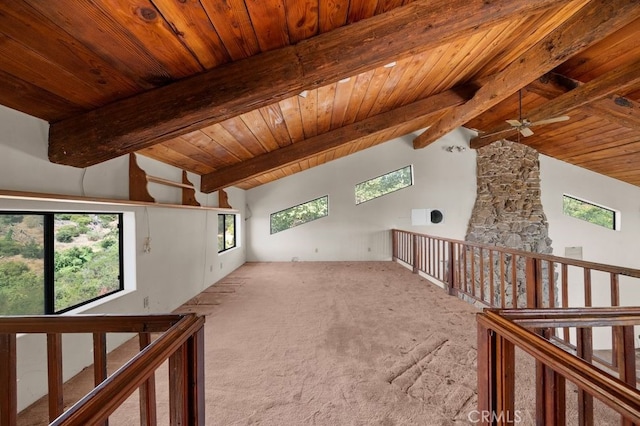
[314,248,318,253]
[143,296,149,309]
[220,262,223,270]
[210,265,213,272]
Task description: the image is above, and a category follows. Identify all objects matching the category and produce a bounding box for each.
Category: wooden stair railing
[477,307,640,425]
[0,314,205,426]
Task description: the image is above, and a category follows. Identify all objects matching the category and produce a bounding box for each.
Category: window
[218,214,236,252]
[270,196,329,234]
[563,195,616,230]
[355,165,413,204]
[0,212,123,315]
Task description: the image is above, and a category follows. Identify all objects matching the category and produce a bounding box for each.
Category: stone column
[465,140,553,307]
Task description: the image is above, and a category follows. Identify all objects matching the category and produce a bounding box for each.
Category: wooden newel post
[391,230,398,261]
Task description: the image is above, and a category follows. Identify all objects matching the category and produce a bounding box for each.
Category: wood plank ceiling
[1,0,640,192]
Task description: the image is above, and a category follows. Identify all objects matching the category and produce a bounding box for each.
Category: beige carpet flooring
[18,261,623,425]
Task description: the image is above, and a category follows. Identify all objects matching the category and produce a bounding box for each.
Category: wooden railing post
[477,317,515,426]
[412,234,419,274]
[0,333,17,426]
[187,326,205,425]
[48,333,64,423]
[92,332,108,426]
[614,325,637,426]
[139,332,157,426]
[391,229,398,261]
[577,327,594,426]
[169,343,188,426]
[526,257,541,308]
[535,328,566,425]
[447,242,456,296]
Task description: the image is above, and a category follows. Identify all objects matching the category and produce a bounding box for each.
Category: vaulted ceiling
[2,0,640,192]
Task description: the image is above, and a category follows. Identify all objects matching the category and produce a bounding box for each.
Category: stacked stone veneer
[464,140,554,307]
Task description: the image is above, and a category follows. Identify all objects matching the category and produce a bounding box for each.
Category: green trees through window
[218,214,236,252]
[355,165,413,204]
[270,196,328,234]
[0,213,123,315]
[562,195,616,230]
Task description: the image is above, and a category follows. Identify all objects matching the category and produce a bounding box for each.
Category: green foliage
[0,215,23,225]
[355,165,412,205]
[55,242,120,312]
[23,215,42,229]
[0,261,44,315]
[563,196,614,230]
[0,212,122,314]
[55,246,94,273]
[56,225,80,242]
[270,196,328,234]
[22,241,44,259]
[0,238,21,257]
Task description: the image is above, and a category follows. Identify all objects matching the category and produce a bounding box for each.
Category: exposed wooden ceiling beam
[470,60,640,148]
[48,0,566,168]
[413,0,640,150]
[200,86,476,193]
[529,73,640,130]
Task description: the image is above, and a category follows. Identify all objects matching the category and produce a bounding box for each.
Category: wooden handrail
[50,314,204,425]
[0,314,184,333]
[392,229,640,278]
[0,313,205,426]
[478,309,640,424]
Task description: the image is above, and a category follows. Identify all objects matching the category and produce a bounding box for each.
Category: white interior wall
[0,105,246,410]
[247,127,640,348]
[246,128,478,262]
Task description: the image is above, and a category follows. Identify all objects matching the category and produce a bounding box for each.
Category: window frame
[355,165,413,205]
[218,213,236,253]
[270,195,329,234]
[562,194,618,231]
[0,211,124,315]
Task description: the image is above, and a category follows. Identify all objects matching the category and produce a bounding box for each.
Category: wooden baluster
[447,242,455,295]
[584,268,592,307]
[47,333,64,422]
[479,247,485,303]
[0,333,17,426]
[93,332,108,426]
[392,230,397,261]
[169,343,188,426]
[139,332,157,426]
[526,258,541,309]
[462,245,468,294]
[495,334,515,426]
[470,246,476,298]
[611,273,620,368]
[614,325,637,426]
[511,255,517,308]
[547,260,555,308]
[536,328,566,425]
[500,252,506,308]
[412,234,419,274]
[577,327,594,426]
[562,264,570,343]
[187,326,205,425]
[489,250,495,307]
[476,322,493,426]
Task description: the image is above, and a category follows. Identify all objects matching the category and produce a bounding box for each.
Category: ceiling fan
[484,90,570,140]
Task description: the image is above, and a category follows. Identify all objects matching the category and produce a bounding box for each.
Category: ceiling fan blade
[506,119,522,127]
[520,127,534,137]
[530,116,570,126]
